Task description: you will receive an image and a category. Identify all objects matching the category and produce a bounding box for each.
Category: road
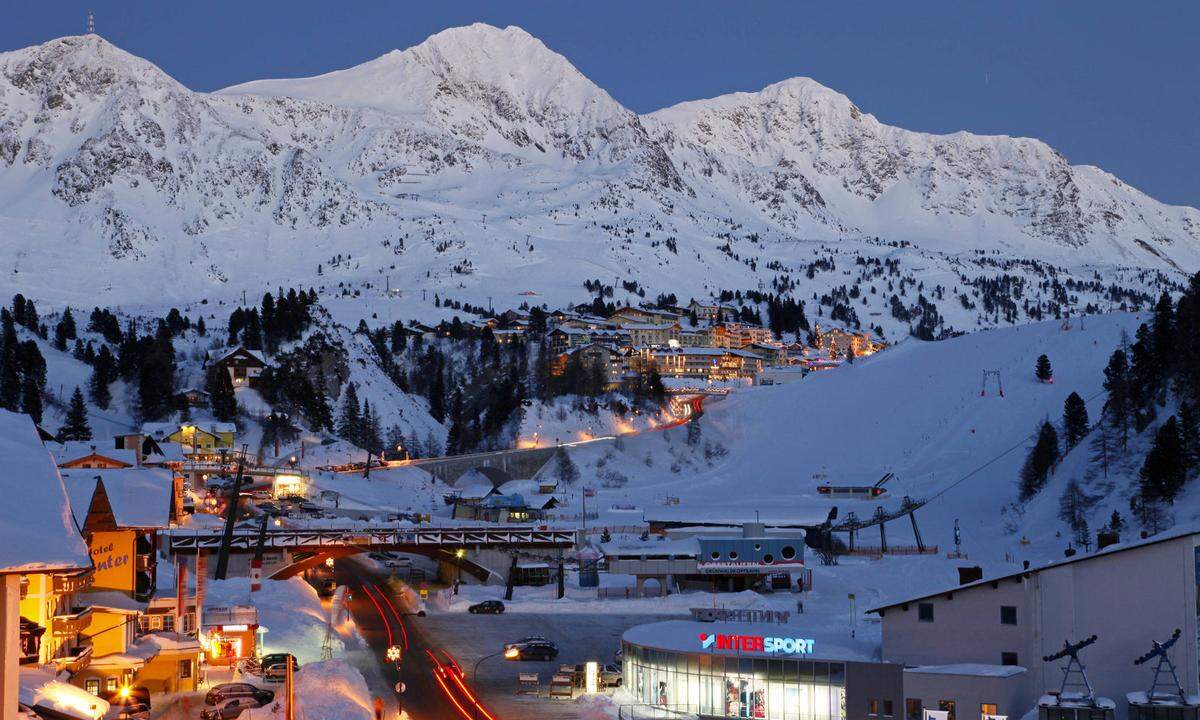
[334,561,500,720]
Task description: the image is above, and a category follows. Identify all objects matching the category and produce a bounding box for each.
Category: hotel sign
[700,632,815,655]
[695,560,803,575]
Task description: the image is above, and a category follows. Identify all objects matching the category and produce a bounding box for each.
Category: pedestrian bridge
[162,525,578,553]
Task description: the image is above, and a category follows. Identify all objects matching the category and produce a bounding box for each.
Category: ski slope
[560,312,1146,600]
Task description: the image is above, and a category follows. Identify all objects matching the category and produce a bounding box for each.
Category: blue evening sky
[5,1,1197,206]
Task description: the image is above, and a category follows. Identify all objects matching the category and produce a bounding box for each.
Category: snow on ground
[307,465,449,516]
[517,396,675,447]
[291,659,376,720]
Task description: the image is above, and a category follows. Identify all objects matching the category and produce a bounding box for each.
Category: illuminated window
[982,703,998,717]
[870,699,880,716]
[938,700,956,720]
[85,678,100,695]
[179,659,193,679]
[906,699,924,720]
[105,677,118,692]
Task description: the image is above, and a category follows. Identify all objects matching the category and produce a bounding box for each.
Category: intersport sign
[699,632,815,655]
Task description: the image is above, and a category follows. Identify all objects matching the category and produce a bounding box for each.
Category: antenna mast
[1134,629,1186,704]
[86,9,95,35]
[1043,635,1099,702]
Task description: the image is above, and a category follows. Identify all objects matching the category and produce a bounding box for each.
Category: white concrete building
[870,527,1200,720]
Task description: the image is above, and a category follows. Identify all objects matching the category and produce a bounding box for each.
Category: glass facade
[622,641,847,719]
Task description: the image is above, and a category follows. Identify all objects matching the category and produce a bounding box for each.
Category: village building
[63,468,175,602]
[52,442,138,470]
[608,306,684,326]
[712,322,776,349]
[141,421,236,453]
[551,343,629,389]
[491,328,526,344]
[622,322,682,347]
[1,409,95,712]
[635,347,763,381]
[869,527,1200,720]
[201,605,260,666]
[547,326,631,355]
[813,325,884,358]
[205,345,268,389]
[687,300,739,323]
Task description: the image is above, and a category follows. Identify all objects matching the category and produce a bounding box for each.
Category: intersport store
[621,620,902,720]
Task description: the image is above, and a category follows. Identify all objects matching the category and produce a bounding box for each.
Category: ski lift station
[869,525,1200,720]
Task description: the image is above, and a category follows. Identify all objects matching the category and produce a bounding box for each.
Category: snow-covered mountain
[0,24,1197,318]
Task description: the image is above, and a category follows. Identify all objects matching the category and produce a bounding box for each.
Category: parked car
[101,688,151,720]
[201,697,266,720]
[600,664,623,687]
[203,683,274,707]
[468,600,505,614]
[262,654,300,682]
[506,640,558,661]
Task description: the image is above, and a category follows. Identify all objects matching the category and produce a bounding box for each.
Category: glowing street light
[385,645,403,663]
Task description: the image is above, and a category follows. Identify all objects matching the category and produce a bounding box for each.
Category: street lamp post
[454,548,465,595]
[472,649,516,720]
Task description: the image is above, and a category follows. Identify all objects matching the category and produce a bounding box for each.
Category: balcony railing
[52,607,93,638]
[52,570,93,595]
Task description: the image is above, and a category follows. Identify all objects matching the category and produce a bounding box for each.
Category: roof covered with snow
[0,410,91,573]
[49,441,137,467]
[905,663,1026,678]
[62,467,174,529]
[870,523,1200,613]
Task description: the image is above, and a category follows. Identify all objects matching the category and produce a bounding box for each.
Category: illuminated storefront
[621,621,902,720]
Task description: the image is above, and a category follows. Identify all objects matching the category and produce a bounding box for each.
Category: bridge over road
[162,525,578,553]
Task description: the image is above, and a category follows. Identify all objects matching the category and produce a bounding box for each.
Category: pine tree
[53,308,76,351]
[0,312,19,411]
[20,372,42,424]
[58,387,92,441]
[337,383,362,445]
[1103,349,1131,448]
[555,449,580,484]
[208,367,238,423]
[1058,478,1091,541]
[1139,416,1186,503]
[1062,392,1090,449]
[428,367,446,424]
[361,399,382,455]
[196,316,206,337]
[89,345,115,410]
[1019,421,1060,500]
[1178,401,1200,471]
[1107,510,1124,533]
[1035,354,1053,383]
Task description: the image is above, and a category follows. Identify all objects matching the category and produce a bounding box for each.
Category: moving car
[504,635,550,651]
[203,683,274,707]
[468,600,505,614]
[506,640,558,661]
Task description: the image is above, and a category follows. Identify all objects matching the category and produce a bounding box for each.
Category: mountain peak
[0,33,184,100]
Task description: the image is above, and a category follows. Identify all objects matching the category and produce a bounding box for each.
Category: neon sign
[700,633,815,655]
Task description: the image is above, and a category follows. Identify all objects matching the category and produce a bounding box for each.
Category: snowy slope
[0,26,1196,319]
[558,313,1147,600]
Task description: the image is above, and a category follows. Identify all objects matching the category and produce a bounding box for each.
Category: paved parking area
[421,608,677,719]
